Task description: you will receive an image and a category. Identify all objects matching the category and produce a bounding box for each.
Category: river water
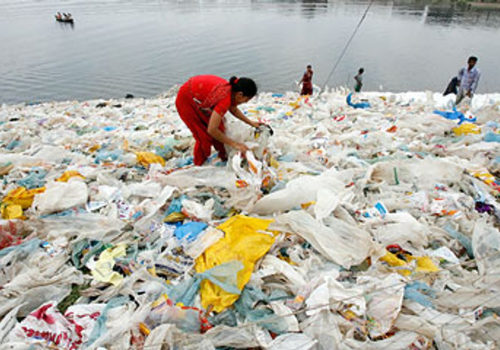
[1,0,499,104]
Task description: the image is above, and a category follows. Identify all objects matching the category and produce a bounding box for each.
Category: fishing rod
[321,0,375,92]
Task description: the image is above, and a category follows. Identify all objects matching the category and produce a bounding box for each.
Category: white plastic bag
[252,168,344,215]
[33,179,88,215]
[358,273,405,338]
[300,310,343,350]
[8,302,105,349]
[181,198,214,222]
[265,333,317,350]
[472,218,500,276]
[272,210,373,268]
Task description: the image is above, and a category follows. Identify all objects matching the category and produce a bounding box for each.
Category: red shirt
[189,75,232,116]
[302,71,313,85]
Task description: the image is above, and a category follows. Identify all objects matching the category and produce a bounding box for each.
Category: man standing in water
[354,68,364,92]
[456,56,480,105]
[299,65,313,95]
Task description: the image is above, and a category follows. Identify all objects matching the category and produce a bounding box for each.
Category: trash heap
[0,88,499,350]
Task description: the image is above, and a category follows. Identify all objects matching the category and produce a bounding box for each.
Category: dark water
[1,0,499,104]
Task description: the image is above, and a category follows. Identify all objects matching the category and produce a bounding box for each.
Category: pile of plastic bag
[0,88,499,349]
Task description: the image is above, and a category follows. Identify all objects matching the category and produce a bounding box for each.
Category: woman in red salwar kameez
[175,75,261,166]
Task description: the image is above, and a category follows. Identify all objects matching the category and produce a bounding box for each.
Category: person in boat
[175,75,264,166]
[63,13,72,20]
[55,12,62,20]
[299,65,313,95]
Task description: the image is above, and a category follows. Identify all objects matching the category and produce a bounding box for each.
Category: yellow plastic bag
[163,212,186,223]
[453,123,480,136]
[135,152,165,167]
[1,186,46,219]
[195,215,275,312]
[2,186,46,209]
[1,204,24,220]
[379,252,412,276]
[415,256,440,273]
[380,251,439,276]
[56,170,85,182]
[91,243,127,286]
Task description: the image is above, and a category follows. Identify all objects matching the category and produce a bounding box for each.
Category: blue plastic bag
[165,195,187,216]
[347,93,370,109]
[433,108,476,125]
[17,168,47,189]
[174,222,208,242]
[404,281,436,309]
[484,131,500,143]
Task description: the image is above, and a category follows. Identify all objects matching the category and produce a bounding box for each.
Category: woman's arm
[229,106,260,128]
[208,111,249,153]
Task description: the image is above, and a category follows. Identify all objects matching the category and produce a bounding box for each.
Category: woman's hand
[251,121,267,129]
[235,142,249,154]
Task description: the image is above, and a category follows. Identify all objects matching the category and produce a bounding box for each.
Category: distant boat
[55,15,74,23]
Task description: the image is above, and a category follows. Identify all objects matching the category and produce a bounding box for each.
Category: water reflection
[1,0,500,104]
[391,0,500,27]
[56,21,75,30]
[300,0,328,19]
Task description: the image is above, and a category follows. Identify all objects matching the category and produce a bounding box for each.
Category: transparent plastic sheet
[30,213,126,241]
[342,331,421,350]
[472,218,500,276]
[181,198,214,221]
[87,303,151,350]
[157,166,236,189]
[271,210,373,268]
[202,324,262,348]
[232,287,290,335]
[266,333,317,350]
[304,275,366,317]
[144,301,203,334]
[300,310,343,350]
[260,255,307,293]
[358,273,406,338]
[33,179,88,215]
[270,302,300,333]
[0,249,82,318]
[126,181,162,198]
[166,260,243,307]
[370,212,428,251]
[0,304,24,344]
[156,324,264,349]
[364,158,465,190]
[142,324,177,350]
[251,168,345,215]
[0,285,71,319]
[133,185,176,235]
